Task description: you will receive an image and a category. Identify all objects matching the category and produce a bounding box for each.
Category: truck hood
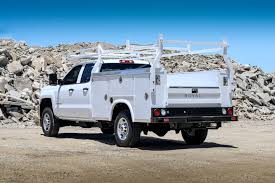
[40,85,60,97]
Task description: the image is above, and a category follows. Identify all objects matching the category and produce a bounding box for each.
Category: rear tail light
[153,109,169,117]
[153,109,161,117]
[227,108,233,116]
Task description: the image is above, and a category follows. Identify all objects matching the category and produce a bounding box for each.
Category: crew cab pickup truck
[39,36,237,147]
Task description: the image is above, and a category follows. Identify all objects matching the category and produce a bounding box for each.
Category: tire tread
[41,107,60,137]
[114,110,141,147]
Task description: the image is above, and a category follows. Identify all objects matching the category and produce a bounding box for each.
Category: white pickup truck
[39,36,237,147]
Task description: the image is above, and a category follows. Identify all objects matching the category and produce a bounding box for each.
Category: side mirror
[49,73,58,85]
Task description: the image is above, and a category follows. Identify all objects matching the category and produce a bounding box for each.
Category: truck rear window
[100,63,150,72]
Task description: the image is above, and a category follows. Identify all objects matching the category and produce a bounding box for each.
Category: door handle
[69,88,74,92]
[83,88,89,92]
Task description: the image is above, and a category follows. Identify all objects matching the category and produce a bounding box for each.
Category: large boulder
[0,108,6,120]
[32,56,44,71]
[4,83,15,91]
[257,106,272,115]
[0,48,12,60]
[0,55,9,67]
[257,92,272,104]
[0,77,8,93]
[32,81,40,90]
[6,90,21,99]
[7,61,23,74]
[44,55,56,65]
[236,77,247,90]
[14,77,32,91]
[9,111,24,120]
[244,91,263,106]
[28,47,36,54]
[22,66,39,80]
[20,56,32,66]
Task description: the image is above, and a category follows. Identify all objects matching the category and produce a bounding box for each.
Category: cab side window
[63,65,82,85]
[80,63,94,83]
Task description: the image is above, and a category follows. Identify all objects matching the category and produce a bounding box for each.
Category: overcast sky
[0,0,274,72]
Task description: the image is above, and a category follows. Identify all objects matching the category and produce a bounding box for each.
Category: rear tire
[181,128,208,145]
[114,110,141,147]
[41,107,60,137]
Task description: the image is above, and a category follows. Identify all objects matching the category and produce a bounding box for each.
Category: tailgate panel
[167,71,222,107]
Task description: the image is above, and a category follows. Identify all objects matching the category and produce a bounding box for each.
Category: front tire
[114,110,141,147]
[41,107,60,137]
[181,128,208,145]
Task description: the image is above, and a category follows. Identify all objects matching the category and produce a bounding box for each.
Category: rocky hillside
[0,39,116,127]
[0,39,274,127]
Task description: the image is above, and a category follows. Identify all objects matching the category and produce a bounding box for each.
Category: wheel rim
[43,113,51,131]
[117,117,129,141]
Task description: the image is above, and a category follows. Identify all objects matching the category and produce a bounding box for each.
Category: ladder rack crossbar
[66,36,228,63]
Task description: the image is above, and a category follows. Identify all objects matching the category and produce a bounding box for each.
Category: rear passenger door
[73,63,94,120]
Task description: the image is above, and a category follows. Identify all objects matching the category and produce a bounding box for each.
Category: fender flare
[110,99,135,122]
[40,94,57,113]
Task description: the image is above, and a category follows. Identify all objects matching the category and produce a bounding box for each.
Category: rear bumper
[151,107,238,123]
[152,115,238,123]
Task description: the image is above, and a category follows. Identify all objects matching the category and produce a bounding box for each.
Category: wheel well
[40,98,52,116]
[112,103,131,122]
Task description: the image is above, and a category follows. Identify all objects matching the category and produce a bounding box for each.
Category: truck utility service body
[40,36,237,147]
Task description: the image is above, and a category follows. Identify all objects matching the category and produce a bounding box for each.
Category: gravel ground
[0,121,275,183]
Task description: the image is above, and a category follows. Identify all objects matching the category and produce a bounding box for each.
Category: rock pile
[0,39,274,127]
[0,39,116,127]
